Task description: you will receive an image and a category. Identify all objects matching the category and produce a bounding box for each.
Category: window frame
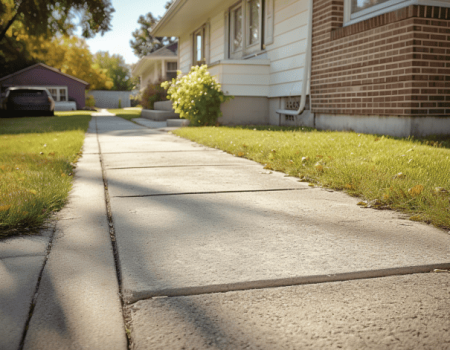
[166,61,178,81]
[227,0,265,59]
[193,26,206,66]
[344,0,450,26]
[44,86,68,102]
[230,2,244,59]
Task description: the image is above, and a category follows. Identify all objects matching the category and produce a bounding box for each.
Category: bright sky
[80,0,170,65]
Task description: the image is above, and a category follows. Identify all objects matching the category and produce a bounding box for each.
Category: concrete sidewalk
[1,113,449,350]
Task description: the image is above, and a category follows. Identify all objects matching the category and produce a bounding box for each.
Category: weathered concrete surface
[109,189,450,303]
[23,120,127,350]
[133,118,167,129]
[0,227,52,260]
[102,149,250,169]
[0,256,44,350]
[129,273,450,350]
[106,164,304,197]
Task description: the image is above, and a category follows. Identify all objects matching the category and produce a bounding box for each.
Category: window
[345,0,450,25]
[48,88,57,101]
[59,88,67,101]
[227,0,274,59]
[166,61,178,80]
[230,4,243,58]
[43,86,68,102]
[193,27,205,66]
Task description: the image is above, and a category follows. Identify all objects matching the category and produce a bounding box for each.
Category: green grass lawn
[0,111,92,237]
[174,126,450,231]
[108,108,142,121]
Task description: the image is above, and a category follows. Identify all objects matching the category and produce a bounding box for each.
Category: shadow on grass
[0,113,92,135]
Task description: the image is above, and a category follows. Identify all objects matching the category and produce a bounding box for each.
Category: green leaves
[163,65,233,126]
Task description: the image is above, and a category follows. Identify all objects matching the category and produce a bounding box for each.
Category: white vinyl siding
[176,0,311,98]
[266,0,310,97]
[210,12,225,63]
[179,33,193,74]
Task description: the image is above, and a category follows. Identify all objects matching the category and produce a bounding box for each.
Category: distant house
[0,63,89,110]
[150,0,450,136]
[132,42,178,92]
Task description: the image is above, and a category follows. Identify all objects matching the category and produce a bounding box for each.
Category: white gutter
[276,0,313,123]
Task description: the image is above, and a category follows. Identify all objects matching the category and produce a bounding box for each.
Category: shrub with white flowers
[161,64,233,126]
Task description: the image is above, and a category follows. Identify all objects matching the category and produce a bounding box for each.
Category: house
[0,63,89,110]
[132,42,178,92]
[151,0,450,137]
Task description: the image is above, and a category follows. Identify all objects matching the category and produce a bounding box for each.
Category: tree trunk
[0,1,25,42]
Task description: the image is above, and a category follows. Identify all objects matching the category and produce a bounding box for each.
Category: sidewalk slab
[129,273,450,350]
[106,164,304,197]
[109,189,450,303]
[102,149,257,169]
[23,121,127,350]
[133,118,167,129]
[0,256,45,350]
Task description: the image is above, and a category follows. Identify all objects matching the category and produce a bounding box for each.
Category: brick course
[311,3,450,117]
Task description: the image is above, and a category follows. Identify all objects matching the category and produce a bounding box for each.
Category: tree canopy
[130,1,177,58]
[25,34,114,90]
[0,0,115,42]
[94,52,136,91]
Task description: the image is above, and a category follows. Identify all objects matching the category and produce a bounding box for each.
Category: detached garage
[0,63,89,110]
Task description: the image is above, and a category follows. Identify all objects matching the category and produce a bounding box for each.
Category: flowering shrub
[161,65,233,126]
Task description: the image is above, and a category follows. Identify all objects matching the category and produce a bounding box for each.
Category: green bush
[118,98,122,109]
[85,94,95,108]
[162,65,233,126]
[141,80,167,110]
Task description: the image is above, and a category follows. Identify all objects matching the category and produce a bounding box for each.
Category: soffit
[152,0,235,37]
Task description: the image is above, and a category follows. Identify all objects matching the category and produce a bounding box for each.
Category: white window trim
[193,25,206,66]
[227,0,265,59]
[44,86,68,102]
[344,0,450,26]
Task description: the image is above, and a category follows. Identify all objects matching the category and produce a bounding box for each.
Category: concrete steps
[141,100,180,121]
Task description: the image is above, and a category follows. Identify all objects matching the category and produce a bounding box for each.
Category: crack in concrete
[115,188,310,198]
[125,263,450,304]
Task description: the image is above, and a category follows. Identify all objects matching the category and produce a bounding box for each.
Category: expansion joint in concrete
[94,117,132,349]
[100,150,217,155]
[115,188,310,198]
[127,263,450,305]
[108,164,255,170]
[18,224,56,350]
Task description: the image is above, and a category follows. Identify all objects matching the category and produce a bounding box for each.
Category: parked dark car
[1,87,55,116]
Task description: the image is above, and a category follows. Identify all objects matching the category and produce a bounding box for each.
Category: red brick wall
[311,3,450,117]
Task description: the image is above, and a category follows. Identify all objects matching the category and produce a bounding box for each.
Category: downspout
[276,0,313,124]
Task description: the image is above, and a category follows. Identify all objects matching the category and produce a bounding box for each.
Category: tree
[20,32,114,90]
[0,0,115,42]
[130,1,177,58]
[94,51,136,91]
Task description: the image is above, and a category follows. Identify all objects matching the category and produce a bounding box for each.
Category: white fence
[88,90,132,108]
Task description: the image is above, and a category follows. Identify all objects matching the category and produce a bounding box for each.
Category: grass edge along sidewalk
[0,111,92,237]
[174,126,450,232]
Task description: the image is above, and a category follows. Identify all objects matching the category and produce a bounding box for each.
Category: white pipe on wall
[276,0,313,122]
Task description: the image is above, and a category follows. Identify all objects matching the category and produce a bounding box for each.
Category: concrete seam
[99,150,218,154]
[107,164,256,170]
[125,263,450,304]
[18,223,57,350]
[115,188,310,198]
[94,117,132,349]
